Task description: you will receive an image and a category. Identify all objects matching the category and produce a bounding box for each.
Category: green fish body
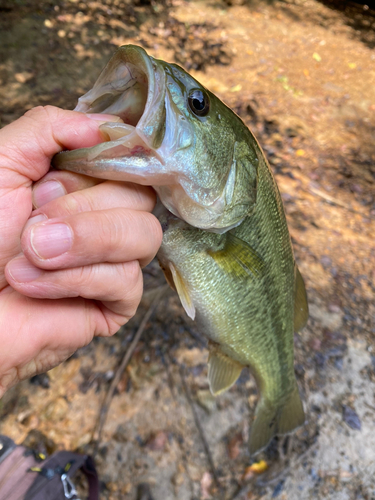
[53,45,308,454]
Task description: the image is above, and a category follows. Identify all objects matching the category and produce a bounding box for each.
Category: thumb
[0,106,121,182]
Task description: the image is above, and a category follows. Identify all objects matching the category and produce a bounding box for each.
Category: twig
[306,186,370,217]
[162,352,196,499]
[179,364,223,494]
[92,285,168,451]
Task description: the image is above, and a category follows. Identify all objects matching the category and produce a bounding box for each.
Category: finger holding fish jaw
[5,170,162,318]
[31,170,157,214]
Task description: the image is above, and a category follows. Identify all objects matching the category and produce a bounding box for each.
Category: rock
[342,405,361,430]
[309,304,343,330]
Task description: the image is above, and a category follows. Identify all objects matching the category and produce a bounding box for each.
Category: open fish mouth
[53,45,168,174]
[75,45,167,150]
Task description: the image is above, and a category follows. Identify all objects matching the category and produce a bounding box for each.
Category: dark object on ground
[29,374,50,389]
[0,434,99,500]
[342,405,362,430]
[137,483,155,500]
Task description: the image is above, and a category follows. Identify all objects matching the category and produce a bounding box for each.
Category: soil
[0,0,374,499]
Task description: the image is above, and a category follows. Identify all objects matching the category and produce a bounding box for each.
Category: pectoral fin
[208,345,244,396]
[169,262,196,320]
[208,233,264,280]
[294,266,309,332]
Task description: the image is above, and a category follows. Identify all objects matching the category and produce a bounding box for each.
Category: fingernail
[23,214,48,232]
[33,180,66,208]
[31,222,73,259]
[7,256,43,283]
[87,113,124,123]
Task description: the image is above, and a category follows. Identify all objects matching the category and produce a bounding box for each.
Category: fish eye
[188,89,210,117]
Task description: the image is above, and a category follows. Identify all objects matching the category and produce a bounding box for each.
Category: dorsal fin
[208,344,244,396]
[294,266,309,332]
[208,233,264,280]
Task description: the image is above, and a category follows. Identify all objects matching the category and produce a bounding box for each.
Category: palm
[0,163,90,392]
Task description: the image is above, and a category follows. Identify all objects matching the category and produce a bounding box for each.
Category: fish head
[53,45,259,232]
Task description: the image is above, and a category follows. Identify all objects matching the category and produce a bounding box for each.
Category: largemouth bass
[53,45,308,455]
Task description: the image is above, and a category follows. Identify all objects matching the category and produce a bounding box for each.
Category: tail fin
[248,384,305,456]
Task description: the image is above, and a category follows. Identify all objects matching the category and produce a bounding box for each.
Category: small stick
[163,352,196,499]
[179,364,222,494]
[306,186,369,217]
[93,285,168,451]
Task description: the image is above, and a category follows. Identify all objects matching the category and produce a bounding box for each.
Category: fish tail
[249,384,305,456]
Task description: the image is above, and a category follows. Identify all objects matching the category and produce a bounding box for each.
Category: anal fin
[208,345,244,396]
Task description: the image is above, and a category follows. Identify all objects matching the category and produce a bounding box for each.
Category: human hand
[0,106,162,396]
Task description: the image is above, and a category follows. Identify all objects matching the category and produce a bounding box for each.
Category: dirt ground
[0,0,375,498]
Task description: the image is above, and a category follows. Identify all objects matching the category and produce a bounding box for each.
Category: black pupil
[193,96,205,111]
[188,89,209,116]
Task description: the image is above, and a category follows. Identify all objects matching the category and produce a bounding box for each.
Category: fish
[52,45,308,455]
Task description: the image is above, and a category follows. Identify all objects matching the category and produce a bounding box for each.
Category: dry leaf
[242,460,268,481]
[230,84,242,92]
[201,472,213,499]
[15,72,34,83]
[313,52,321,62]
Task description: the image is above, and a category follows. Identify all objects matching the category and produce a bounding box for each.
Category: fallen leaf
[303,69,309,77]
[242,460,268,480]
[145,431,168,451]
[249,460,268,473]
[201,471,213,499]
[230,84,242,92]
[227,432,243,459]
[15,72,34,84]
[296,149,305,157]
[313,52,322,62]
[348,62,356,69]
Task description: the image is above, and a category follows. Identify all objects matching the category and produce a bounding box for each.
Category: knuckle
[120,261,143,316]
[24,105,56,123]
[123,259,142,286]
[65,265,92,292]
[142,212,163,250]
[63,192,89,215]
[24,105,46,119]
[98,210,123,255]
